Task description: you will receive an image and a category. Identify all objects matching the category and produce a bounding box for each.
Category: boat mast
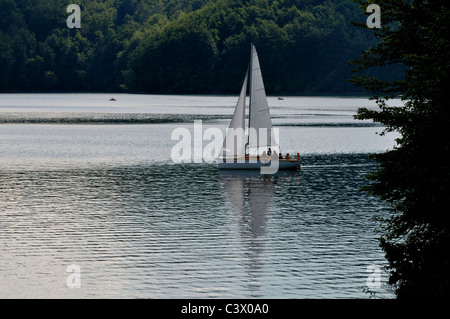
[247,43,253,149]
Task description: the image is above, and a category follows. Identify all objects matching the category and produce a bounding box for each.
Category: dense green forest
[0,0,380,94]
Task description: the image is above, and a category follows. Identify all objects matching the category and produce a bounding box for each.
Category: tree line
[351,0,450,298]
[1,0,378,94]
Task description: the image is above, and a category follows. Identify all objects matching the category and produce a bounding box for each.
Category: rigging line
[286,117,296,154]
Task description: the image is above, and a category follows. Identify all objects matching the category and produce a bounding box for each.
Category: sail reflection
[219,170,300,296]
[221,171,274,234]
[220,170,300,235]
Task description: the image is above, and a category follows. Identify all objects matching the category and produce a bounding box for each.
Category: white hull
[219,159,300,170]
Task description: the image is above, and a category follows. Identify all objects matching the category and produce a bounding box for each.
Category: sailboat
[219,44,300,171]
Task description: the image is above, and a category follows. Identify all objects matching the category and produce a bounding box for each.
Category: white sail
[218,44,300,171]
[248,44,278,152]
[221,69,248,158]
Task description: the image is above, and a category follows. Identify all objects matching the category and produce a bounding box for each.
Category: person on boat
[267,148,272,156]
[285,153,291,159]
[279,153,283,159]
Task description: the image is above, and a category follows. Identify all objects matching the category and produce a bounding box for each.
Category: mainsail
[248,44,278,152]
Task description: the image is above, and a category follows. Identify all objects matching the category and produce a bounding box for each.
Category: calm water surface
[0,94,400,298]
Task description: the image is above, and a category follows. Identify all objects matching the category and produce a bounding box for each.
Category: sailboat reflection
[220,170,300,235]
[219,170,300,295]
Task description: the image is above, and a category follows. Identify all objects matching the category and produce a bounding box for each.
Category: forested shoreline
[1,0,383,94]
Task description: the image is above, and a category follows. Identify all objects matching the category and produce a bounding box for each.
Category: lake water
[0,94,400,298]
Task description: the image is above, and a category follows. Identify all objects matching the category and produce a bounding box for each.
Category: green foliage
[0,30,15,90]
[1,0,377,93]
[350,0,450,298]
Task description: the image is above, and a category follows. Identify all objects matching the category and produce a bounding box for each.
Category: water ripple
[0,155,393,298]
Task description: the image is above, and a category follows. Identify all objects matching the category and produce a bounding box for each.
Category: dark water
[0,94,399,298]
[0,154,392,298]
